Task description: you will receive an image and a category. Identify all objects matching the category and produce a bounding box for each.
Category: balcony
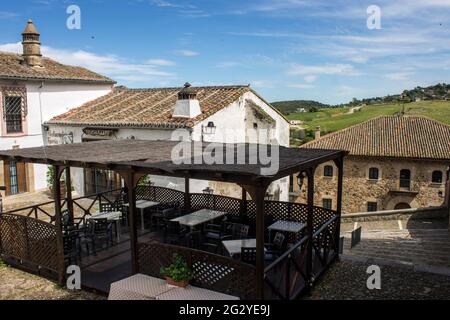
[388,180,420,194]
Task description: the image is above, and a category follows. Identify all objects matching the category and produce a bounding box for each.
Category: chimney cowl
[178,82,197,100]
[173,82,202,118]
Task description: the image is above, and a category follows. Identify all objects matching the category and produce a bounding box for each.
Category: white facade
[45,90,290,201]
[0,80,112,194]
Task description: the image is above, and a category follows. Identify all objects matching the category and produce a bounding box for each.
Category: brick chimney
[315,126,321,140]
[172,83,202,118]
[22,19,42,67]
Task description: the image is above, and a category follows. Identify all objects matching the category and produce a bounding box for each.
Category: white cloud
[216,61,239,68]
[174,50,200,57]
[288,63,360,76]
[251,80,274,88]
[384,72,414,81]
[0,11,18,18]
[288,83,314,89]
[0,42,174,83]
[304,75,317,83]
[145,59,176,66]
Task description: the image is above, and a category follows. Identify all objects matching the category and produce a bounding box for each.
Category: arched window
[324,165,333,177]
[432,171,443,184]
[400,169,411,189]
[369,167,379,180]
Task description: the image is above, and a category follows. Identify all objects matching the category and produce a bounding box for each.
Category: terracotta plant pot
[165,277,189,288]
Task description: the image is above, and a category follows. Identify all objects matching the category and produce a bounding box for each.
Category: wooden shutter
[4,161,10,196]
[17,162,27,193]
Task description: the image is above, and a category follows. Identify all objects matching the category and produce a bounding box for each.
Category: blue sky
[1,0,450,104]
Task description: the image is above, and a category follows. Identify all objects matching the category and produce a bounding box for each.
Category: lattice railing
[312,215,338,279]
[264,235,309,300]
[137,241,256,299]
[0,213,58,277]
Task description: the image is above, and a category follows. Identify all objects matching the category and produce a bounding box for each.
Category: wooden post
[240,187,247,216]
[184,177,190,211]
[65,167,74,224]
[241,183,268,300]
[123,171,138,274]
[53,165,65,286]
[306,166,316,288]
[334,157,344,257]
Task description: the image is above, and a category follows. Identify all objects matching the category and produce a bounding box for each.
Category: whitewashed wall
[46,91,290,200]
[0,80,112,192]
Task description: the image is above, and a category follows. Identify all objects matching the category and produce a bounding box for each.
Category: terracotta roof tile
[302,115,450,160]
[47,85,252,128]
[0,52,115,84]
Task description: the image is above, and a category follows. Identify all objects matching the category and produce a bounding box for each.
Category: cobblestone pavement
[0,262,103,300]
[305,259,450,300]
[341,221,450,271]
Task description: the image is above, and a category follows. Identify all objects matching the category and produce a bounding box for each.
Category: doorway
[394,202,411,210]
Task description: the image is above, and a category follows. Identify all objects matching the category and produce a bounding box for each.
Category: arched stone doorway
[394,202,411,210]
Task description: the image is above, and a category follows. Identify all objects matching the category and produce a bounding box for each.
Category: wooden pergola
[0,139,346,299]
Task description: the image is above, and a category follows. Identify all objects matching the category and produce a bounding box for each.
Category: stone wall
[291,155,449,214]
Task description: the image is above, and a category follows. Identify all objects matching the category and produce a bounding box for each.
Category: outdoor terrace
[0,140,347,300]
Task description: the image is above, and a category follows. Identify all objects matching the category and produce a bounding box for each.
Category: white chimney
[315,126,321,140]
[172,83,202,118]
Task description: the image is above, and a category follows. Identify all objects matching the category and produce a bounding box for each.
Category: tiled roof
[0,52,115,84]
[302,116,450,160]
[48,85,254,129]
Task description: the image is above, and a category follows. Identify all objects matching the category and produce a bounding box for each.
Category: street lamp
[202,121,217,135]
[297,171,307,190]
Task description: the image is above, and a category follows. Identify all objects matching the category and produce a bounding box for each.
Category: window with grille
[367,202,378,212]
[4,95,23,133]
[322,198,332,210]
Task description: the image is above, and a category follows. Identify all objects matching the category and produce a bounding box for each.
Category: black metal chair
[221,223,250,240]
[265,232,286,262]
[63,231,81,266]
[241,247,257,265]
[185,230,220,254]
[153,207,176,231]
[164,221,186,245]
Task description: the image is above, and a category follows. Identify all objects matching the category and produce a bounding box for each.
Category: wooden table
[108,274,239,300]
[124,200,160,231]
[171,209,227,230]
[88,211,122,242]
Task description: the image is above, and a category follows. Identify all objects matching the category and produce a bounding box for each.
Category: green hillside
[288,100,450,146]
[271,100,330,114]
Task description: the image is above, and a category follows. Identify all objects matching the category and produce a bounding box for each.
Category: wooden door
[4,161,27,196]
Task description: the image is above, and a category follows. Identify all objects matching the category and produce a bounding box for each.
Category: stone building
[0,20,114,197]
[290,115,450,213]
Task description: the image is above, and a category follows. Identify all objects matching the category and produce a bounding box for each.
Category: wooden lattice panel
[137,241,256,299]
[136,186,185,205]
[0,214,58,273]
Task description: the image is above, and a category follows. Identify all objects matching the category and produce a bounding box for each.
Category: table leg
[141,208,145,232]
[117,220,121,243]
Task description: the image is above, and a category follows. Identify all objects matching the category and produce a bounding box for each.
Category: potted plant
[160,254,194,288]
[46,166,67,197]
